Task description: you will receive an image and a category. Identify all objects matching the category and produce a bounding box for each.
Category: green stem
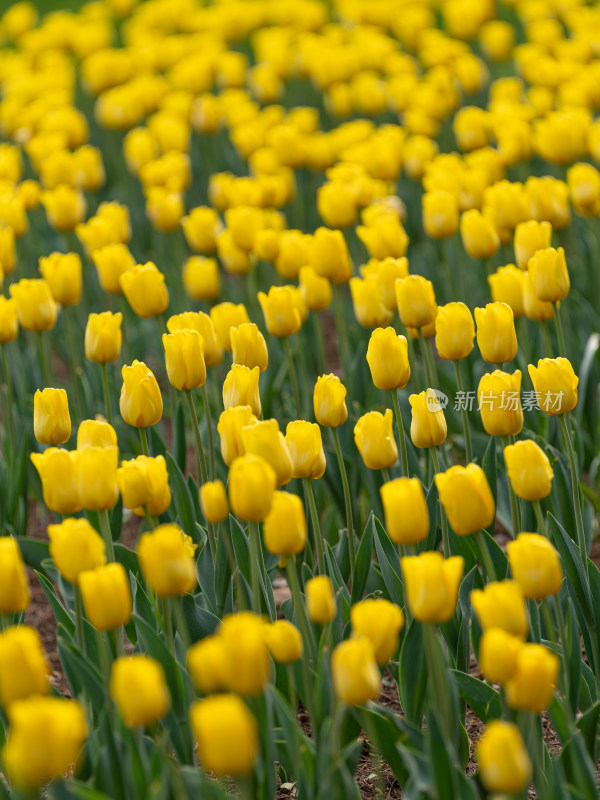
[558,414,588,575]
[185,390,208,485]
[99,508,116,563]
[161,597,174,653]
[248,520,263,615]
[453,360,473,463]
[554,302,567,357]
[331,427,355,585]
[418,330,435,388]
[37,330,51,386]
[313,312,326,374]
[541,598,556,643]
[100,362,112,424]
[286,555,317,665]
[304,478,325,575]
[430,447,450,558]
[282,336,301,418]
[220,521,246,611]
[201,383,215,480]
[1,343,15,456]
[139,426,150,457]
[332,284,351,385]
[475,530,497,582]
[541,320,552,357]
[64,305,84,421]
[422,623,454,745]
[501,436,521,537]
[143,507,156,531]
[390,389,409,476]
[74,585,85,654]
[533,500,549,538]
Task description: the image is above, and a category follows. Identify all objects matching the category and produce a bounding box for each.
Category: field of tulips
[2,0,600,798]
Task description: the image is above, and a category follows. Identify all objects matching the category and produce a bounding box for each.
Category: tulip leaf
[114,543,140,577]
[213,532,232,617]
[467,528,509,581]
[195,532,216,613]
[565,597,582,715]
[165,452,196,541]
[355,705,409,787]
[350,512,374,605]
[270,687,316,781]
[427,709,461,800]
[448,671,501,723]
[559,731,599,800]
[398,620,426,726]
[324,541,351,606]
[481,435,497,514]
[547,513,595,626]
[47,781,115,800]
[14,536,49,574]
[180,594,220,643]
[172,398,187,474]
[57,629,105,713]
[420,477,440,554]
[372,516,404,607]
[35,570,75,636]
[576,700,600,762]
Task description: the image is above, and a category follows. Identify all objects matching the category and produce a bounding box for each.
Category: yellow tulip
[9,279,58,332]
[409,389,447,449]
[505,643,559,712]
[0,626,50,709]
[33,388,71,446]
[471,580,529,639]
[48,518,106,586]
[401,552,464,622]
[263,491,307,555]
[199,480,229,523]
[91,244,135,295]
[507,533,562,599]
[349,276,393,328]
[231,322,268,373]
[120,361,163,428]
[476,721,531,795]
[488,264,525,319]
[354,409,397,470]
[120,262,169,319]
[332,637,382,705]
[137,524,197,598]
[168,311,222,366]
[478,629,523,685]
[38,252,82,306]
[223,364,261,418]
[76,446,119,511]
[85,311,123,363]
[79,563,132,631]
[219,612,271,696]
[228,454,277,521]
[504,439,553,501]
[513,219,552,270]
[117,455,171,517]
[306,575,337,625]
[258,285,302,338]
[187,635,229,694]
[263,620,303,664]
[313,374,348,428]
[366,327,410,390]
[395,274,437,329]
[210,302,250,352]
[435,464,495,536]
[285,420,326,480]
[528,357,578,415]
[527,246,570,303]
[0,296,19,343]
[350,598,404,665]
[380,477,429,545]
[0,538,30,614]
[182,256,220,301]
[477,369,523,437]
[435,302,475,361]
[299,265,332,312]
[474,302,518,364]
[110,655,170,728]
[189,694,258,777]
[162,329,206,391]
[422,190,459,239]
[30,448,82,515]
[459,209,499,260]
[217,406,257,466]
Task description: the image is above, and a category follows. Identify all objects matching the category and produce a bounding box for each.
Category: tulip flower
[258,285,302,338]
[528,357,578,415]
[120,262,169,319]
[117,454,171,517]
[240,419,293,487]
[0,296,19,343]
[219,613,271,696]
[349,276,393,328]
[285,420,326,480]
[275,230,312,280]
[263,620,303,663]
[228,454,277,522]
[332,637,382,705]
[0,626,50,708]
[263,491,307,555]
[507,533,562,599]
[476,721,531,794]
[523,278,555,321]
[478,629,523,685]
[120,361,163,436]
[380,477,429,545]
[488,264,525,319]
[513,219,552,270]
[350,599,404,665]
[395,274,437,329]
[91,244,135,294]
[504,439,553,501]
[422,190,459,239]
[505,643,560,713]
[528,246,570,304]
[138,524,196,598]
[76,446,119,512]
[33,388,71,445]
[435,464,495,536]
[85,312,123,363]
[230,322,268,372]
[48,518,106,586]
[299,265,332,311]
[163,329,206,391]
[477,369,523,437]
[79,563,132,631]
[471,580,528,639]
[409,389,447,449]
[217,406,257,466]
[306,575,336,625]
[313,374,347,428]
[9,279,58,332]
[110,655,170,729]
[182,206,222,252]
[357,214,409,260]
[199,480,229,524]
[41,185,87,232]
[30,448,82,515]
[168,311,222,366]
[475,302,518,364]
[0,538,30,614]
[223,365,261,418]
[38,252,82,306]
[354,409,397,470]
[77,419,117,449]
[183,256,220,301]
[190,694,258,777]
[366,327,410,390]
[459,209,499,259]
[435,302,475,361]
[187,636,229,694]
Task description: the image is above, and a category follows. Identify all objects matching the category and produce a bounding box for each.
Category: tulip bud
[459,209,500,259]
[162,329,206,391]
[475,302,518,364]
[84,311,123,364]
[38,252,82,306]
[223,364,261,418]
[299,265,332,311]
[76,419,117,450]
[110,655,170,728]
[507,533,562,599]
[409,389,447,449]
[41,185,87,232]
[263,620,303,663]
[76,446,119,511]
[216,229,251,275]
[0,626,50,708]
[317,182,358,229]
[350,599,404,665]
[349,276,393,328]
[91,243,135,294]
[168,311,222,367]
[0,296,19,343]
[527,246,570,303]
[30,448,82,515]
[395,274,437,329]
[513,219,552,270]
[380,477,429,545]
[365,327,410,390]
[477,369,523,436]
[275,230,312,280]
[79,562,132,631]
[137,524,196,598]
[504,439,553,501]
[220,612,271,695]
[117,455,171,517]
[567,162,600,217]
[479,629,523,685]
[435,302,475,361]
[182,255,220,301]
[285,420,326,480]
[263,491,307,556]
[471,580,528,639]
[306,575,336,624]
[332,637,382,705]
[435,463,495,536]
[0,226,16,275]
[488,264,525,319]
[33,388,71,446]
[120,262,169,319]
[231,323,268,372]
[528,357,578,415]
[187,635,229,694]
[210,302,250,351]
[120,361,163,428]
[476,721,531,795]
[313,374,348,428]
[199,480,229,523]
[241,419,293,487]
[189,694,258,777]
[354,409,398,470]
[258,286,302,338]
[0,538,30,614]
[229,454,277,521]
[401,552,464,622]
[217,406,257,466]
[182,206,222,253]
[48,518,106,586]
[523,277,555,321]
[505,643,559,712]
[9,279,58,331]
[357,215,409,260]
[422,190,459,240]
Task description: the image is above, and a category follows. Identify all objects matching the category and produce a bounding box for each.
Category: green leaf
[14,536,49,573]
[565,597,582,716]
[576,700,600,763]
[373,516,404,606]
[548,513,595,626]
[114,543,139,577]
[181,594,220,643]
[57,632,106,713]
[350,511,374,605]
[449,671,501,723]
[357,705,408,786]
[560,732,599,800]
[399,621,426,725]
[48,781,114,800]
[35,570,75,636]
[427,710,460,800]
[172,398,187,474]
[481,435,497,517]
[166,452,196,540]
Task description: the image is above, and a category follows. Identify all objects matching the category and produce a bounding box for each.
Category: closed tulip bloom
[48,518,106,585]
[190,694,258,777]
[120,262,169,319]
[120,361,163,428]
[523,277,555,321]
[435,302,475,361]
[568,162,600,217]
[317,182,357,229]
[9,279,58,331]
[471,581,528,639]
[2,697,87,792]
[0,296,19,343]
[351,599,404,665]
[33,388,71,445]
[0,626,49,708]
[210,302,250,351]
[507,533,562,599]
[79,563,132,631]
[183,256,220,301]
[332,638,381,706]
[263,491,307,556]
[505,643,559,713]
[299,265,332,311]
[306,575,337,625]
[285,420,326,480]
[435,464,495,536]
[41,185,87,232]
[117,455,171,517]
[220,612,271,696]
[275,230,312,280]
[231,323,268,372]
[77,419,117,450]
[0,539,30,614]
[110,656,170,728]
[263,620,303,664]
[528,357,578,415]
[199,480,229,523]
[527,246,570,303]
[513,219,552,270]
[30,448,82,515]
[182,206,222,252]
[488,264,525,319]
[362,257,410,314]
[168,311,222,367]
[187,635,229,694]
[349,276,393,328]
[409,389,447,449]
[241,419,293,487]
[380,477,429,545]
[364,329,409,394]
[460,209,500,259]
[258,286,302,338]
[0,226,16,275]
[354,409,398,470]
[91,244,135,294]
[313,374,348,428]
[478,370,523,437]
[162,330,206,391]
[395,274,437,329]
[84,312,122,364]
[475,302,518,364]
[138,525,196,598]
[357,215,409,260]
[217,406,257,466]
[229,454,277,521]
[311,227,353,284]
[223,364,261,418]
[422,190,459,240]
[216,229,251,275]
[401,552,464,622]
[479,629,523,685]
[77,446,119,511]
[476,721,531,795]
[504,439,553,501]
[38,252,82,306]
